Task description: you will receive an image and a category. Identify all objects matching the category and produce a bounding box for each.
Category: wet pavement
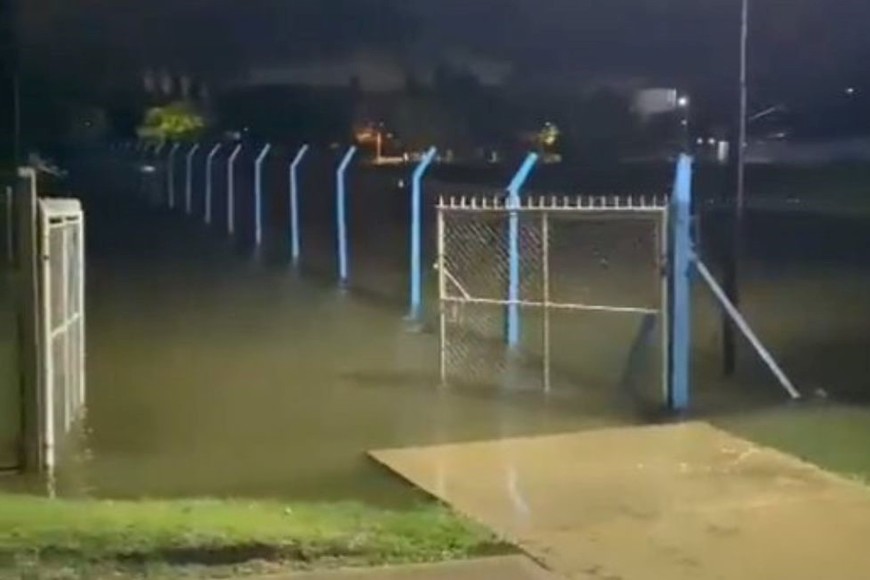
[372,422,870,580]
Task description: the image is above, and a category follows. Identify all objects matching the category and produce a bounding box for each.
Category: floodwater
[11,152,870,502]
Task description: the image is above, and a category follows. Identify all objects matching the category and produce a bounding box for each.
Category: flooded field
[5,153,870,502]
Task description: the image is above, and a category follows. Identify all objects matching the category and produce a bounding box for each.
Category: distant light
[708,138,716,146]
[845,87,857,96]
[696,138,705,146]
[677,96,690,108]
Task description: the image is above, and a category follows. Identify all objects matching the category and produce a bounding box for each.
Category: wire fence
[438,195,668,404]
[96,143,810,411]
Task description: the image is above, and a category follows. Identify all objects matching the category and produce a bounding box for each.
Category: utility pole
[723,0,749,375]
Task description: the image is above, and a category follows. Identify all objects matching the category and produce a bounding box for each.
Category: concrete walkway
[371,422,870,580]
[259,556,557,579]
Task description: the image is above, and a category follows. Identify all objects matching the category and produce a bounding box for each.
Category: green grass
[0,494,506,578]
[718,403,870,484]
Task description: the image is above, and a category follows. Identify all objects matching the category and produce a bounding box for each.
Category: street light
[677,95,691,151]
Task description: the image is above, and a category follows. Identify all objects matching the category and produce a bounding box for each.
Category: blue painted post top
[412,147,438,182]
[408,146,438,323]
[338,145,357,173]
[507,153,540,199]
[291,144,310,168]
[256,143,272,164]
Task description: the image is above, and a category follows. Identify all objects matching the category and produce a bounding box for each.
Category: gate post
[289,144,309,266]
[336,146,357,286]
[15,168,41,473]
[505,153,539,348]
[669,154,693,411]
[408,147,437,323]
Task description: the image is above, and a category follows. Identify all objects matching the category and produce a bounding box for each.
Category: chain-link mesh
[439,196,667,403]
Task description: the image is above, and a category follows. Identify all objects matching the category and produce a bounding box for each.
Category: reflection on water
[25,162,870,502]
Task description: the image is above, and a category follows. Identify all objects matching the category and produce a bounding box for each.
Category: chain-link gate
[437,195,670,404]
[38,198,86,479]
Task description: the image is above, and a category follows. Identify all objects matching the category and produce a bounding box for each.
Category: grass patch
[0,494,508,578]
[718,403,870,484]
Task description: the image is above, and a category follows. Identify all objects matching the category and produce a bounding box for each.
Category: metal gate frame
[38,198,86,479]
[437,194,671,401]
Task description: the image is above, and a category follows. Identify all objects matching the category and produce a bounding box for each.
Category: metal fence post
[16,168,41,473]
[336,146,357,285]
[669,154,693,411]
[227,143,243,235]
[185,143,200,215]
[254,143,272,247]
[408,147,437,323]
[505,153,539,347]
[167,142,181,209]
[289,144,309,265]
[204,143,222,225]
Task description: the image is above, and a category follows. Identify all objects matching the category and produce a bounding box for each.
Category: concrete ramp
[371,422,870,580]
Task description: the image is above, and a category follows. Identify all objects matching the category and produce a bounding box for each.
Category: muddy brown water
[4,155,870,503]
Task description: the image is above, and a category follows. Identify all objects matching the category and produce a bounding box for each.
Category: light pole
[737,0,749,216]
[677,95,691,152]
[723,0,750,376]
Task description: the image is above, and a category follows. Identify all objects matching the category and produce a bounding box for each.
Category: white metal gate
[437,195,670,404]
[38,198,86,477]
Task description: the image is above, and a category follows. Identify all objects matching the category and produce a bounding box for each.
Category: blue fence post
[505,153,539,347]
[227,143,243,235]
[185,143,200,215]
[167,142,181,209]
[669,154,694,412]
[204,143,222,225]
[254,143,272,247]
[336,146,358,286]
[408,147,437,323]
[289,144,309,265]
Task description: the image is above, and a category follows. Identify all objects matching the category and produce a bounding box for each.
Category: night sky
[17,0,870,99]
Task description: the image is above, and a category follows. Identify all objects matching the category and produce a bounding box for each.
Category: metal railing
[38,197,86,490]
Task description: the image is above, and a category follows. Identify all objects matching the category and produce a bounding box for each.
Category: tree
[137,101,206,141]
